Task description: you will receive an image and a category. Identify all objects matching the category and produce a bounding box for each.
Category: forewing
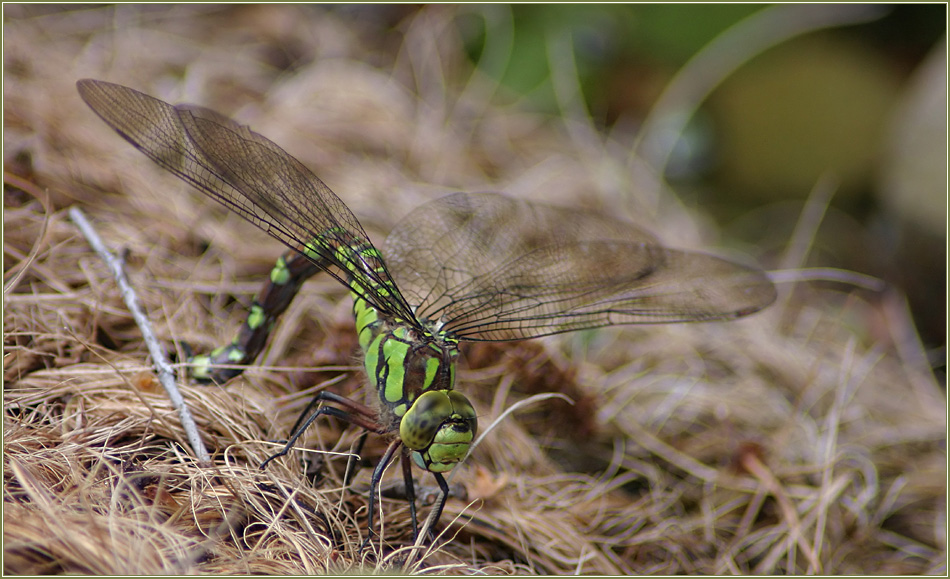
[76,79,414,320]
[384,193,776,341]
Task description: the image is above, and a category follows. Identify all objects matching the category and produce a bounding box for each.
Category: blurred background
[445,4,948,364]
[417,3,947,370]
[5,4,946,366]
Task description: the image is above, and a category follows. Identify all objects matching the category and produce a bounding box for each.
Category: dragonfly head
[401,389,478,473]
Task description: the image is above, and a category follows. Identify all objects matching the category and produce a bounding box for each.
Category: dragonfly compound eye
[402,390,477,473]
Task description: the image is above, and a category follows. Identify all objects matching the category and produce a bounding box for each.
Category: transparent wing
[76,79,415,321]
[383,193,776,341]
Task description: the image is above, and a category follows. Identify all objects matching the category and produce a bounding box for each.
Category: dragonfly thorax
[361,317,476,473]
[362,315,458,414]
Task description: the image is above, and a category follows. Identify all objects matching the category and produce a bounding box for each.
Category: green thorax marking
[353,295,474,474]
[357,298,460,423]
[301,229,474,472]
[303,229,463,424]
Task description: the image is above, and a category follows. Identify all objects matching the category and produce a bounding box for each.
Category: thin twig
[69,205,212,465]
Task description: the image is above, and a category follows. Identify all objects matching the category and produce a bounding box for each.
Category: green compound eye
[401,390,477,472]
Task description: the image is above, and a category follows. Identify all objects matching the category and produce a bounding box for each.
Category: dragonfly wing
[384,193,776,341]
[76,79,414,320]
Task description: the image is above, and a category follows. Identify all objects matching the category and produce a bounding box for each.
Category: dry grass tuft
[4,5,945,575]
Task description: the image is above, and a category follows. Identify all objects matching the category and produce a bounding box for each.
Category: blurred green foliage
[460,5,766,116]
[455,4,946,351]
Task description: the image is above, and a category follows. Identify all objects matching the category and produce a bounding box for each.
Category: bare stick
[69,206,211,465]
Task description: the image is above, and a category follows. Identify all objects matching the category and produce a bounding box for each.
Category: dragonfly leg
[361,438,403,553]
[260,391,384,470]
[189,248,323,383]
[427,472,450,543]
[343,431,369,488]
[400,451,420,541]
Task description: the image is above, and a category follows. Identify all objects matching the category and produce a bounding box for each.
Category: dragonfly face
[403,389,477,473]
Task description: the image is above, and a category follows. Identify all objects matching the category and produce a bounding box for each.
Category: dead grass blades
[4,4,945,575]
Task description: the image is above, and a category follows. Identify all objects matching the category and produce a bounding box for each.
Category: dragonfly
[77,78,777,549]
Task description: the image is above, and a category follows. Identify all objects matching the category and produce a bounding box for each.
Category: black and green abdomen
[189,248,321,382]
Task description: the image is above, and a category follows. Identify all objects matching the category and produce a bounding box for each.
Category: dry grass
[4,5,945,575]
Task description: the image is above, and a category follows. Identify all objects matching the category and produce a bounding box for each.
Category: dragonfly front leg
[362,439,403,553]
[189,248,322,383]
[364,446,449,552]
[261,391,385,468]
[401,452,421,541]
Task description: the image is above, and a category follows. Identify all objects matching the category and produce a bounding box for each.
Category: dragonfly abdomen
[189,229,398,383]
[190,248,321,382]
